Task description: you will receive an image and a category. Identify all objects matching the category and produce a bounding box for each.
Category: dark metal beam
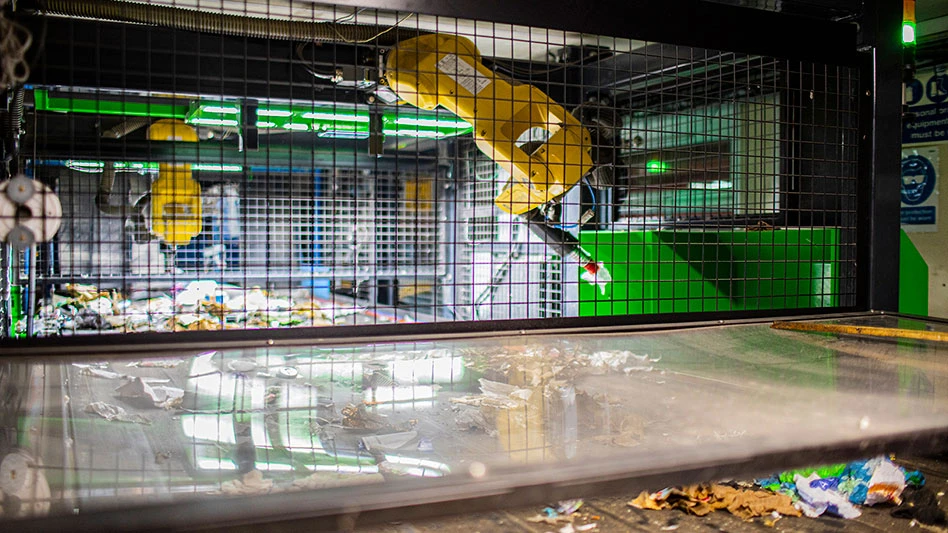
[27,136,441,171]
[324,0,860,66]
[22,16,372,104]
[857,0,903,312]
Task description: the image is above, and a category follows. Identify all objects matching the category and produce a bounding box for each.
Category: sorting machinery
[0,0,938,530]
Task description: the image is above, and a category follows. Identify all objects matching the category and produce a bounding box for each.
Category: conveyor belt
[3,313,948,530]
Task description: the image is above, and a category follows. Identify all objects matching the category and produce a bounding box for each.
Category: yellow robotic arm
[385,34,593,215]
[147,119,202,246]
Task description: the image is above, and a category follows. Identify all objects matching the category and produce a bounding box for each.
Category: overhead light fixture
[382,128,447,139]
[317,130,371,139]
[689,180,732,190]
[65,160,105,170]
[257,108,293,117]
[183,99,474,139]
[63,160,160,173]
[393,116,471,129]
[60,160,239,173]
[202,105,240,114]
[191,163,243,172]
[188,117,239,127]
[301,111,370,123]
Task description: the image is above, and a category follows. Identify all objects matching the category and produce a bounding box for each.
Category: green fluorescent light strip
[33,89,189,119]
[317,130,371,139]
[257,109,293,117]
[64,160,160,173]
[62,160,240,173]
[393,116,471,129]
[301,111,370,122]
[67,160,105,169]
[203,105,240,114]
[382,128,446,139]
[34,91,475,140]
[192,163,243,172]
[191,103,475,139]
[189,117,239,127]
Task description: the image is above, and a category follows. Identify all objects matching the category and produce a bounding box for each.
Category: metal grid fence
[0,0,860,338]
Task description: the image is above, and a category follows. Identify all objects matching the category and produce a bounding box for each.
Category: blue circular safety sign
[927,75,948,104]
[901,154,937,206]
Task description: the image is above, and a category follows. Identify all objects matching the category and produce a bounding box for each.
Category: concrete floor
[358,456,948,533]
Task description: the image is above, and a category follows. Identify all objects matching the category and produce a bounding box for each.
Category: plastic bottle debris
[84,402,151,424]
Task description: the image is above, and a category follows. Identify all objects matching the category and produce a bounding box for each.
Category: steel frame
[2,0,903,354]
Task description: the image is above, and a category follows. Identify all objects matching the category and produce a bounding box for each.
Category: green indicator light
[646,160,668,173]
[903,22,917,45]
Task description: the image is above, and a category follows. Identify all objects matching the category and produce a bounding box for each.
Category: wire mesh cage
[1,0,861,338]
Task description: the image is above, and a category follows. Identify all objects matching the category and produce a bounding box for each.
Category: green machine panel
[578,229,841,316]
[899,229,929,316]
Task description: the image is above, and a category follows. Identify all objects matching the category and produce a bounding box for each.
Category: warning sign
[901,147,939,232]
[437,54,491,96]
[904,65,948,144]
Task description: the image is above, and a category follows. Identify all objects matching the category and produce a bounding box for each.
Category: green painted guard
[578,229,840,316]
[899,229,929,316]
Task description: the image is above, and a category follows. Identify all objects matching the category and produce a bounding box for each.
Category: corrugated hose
[32,0,423,44]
